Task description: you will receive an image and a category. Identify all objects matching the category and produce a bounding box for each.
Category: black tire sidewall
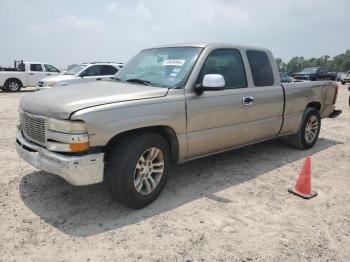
[300,108,321,149]
[106,133,170,209]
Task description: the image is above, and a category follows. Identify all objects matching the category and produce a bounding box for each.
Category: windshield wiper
[126,78,151,86]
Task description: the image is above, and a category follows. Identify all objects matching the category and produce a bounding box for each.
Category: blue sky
[0,0,349,69]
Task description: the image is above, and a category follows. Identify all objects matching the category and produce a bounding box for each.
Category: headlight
[47,118,87,134]
[46,118,89,152]
[45,81,56,87]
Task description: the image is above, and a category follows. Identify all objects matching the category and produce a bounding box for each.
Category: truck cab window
[199,49,247,89]
[246,50,274,86]
[44,64,60,73]
[30,64,43,72]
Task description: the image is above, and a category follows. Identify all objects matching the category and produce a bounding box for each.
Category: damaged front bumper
[16,131,104,186]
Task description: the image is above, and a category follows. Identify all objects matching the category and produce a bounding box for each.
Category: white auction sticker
[163,59,186,66]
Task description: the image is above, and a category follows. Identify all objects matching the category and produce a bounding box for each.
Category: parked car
[0,61,60,92]
[36,62,124,90]
[279,72,293,83]
[294,67,336,81]
[341,71,350,85]
[16,43,340,208]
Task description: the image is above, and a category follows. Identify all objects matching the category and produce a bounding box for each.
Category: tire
[105,132,170,209]
[284,108,321,150]
[5,79,22,92]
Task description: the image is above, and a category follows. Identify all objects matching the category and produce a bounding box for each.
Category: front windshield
[65,64,87,75]
[301,68,317,73]
[114,47,202,88]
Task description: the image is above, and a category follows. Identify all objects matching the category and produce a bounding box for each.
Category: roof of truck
[81,62,124,66]
[145,42,270,52]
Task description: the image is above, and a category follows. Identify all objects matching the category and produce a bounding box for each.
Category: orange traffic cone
[288,156,318,199]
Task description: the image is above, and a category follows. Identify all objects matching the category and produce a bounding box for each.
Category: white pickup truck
[0,61,60,92]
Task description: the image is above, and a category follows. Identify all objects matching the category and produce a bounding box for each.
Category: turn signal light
[69,142,90,152]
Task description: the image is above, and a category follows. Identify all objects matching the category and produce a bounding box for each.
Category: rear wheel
[5,79,22,92]
[283,108,321,150]
[105,132,170,209]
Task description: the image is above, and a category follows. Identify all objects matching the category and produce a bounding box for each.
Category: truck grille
[21,112,47,146]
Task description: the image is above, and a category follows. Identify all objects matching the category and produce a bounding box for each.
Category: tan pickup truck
[16,43,340,208]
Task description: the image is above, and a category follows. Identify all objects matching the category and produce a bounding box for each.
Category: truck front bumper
[16,131,104,186]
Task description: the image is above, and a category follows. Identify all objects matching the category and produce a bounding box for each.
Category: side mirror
[79,71,86,78]
[201,74,225,91]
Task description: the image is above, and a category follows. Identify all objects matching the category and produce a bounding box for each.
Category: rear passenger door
[185,49,284,159]
[244,49,284,139]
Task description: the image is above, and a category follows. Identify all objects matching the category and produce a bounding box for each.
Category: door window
[100,65,118,75]
[246,50,274,86]
[199,49,247,89]
[30,64,43,72]
[82,65,101,76]
[44,64,60,73]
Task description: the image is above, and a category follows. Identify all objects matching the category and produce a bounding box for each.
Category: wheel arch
[104,125,179,164]
[306,101,321,111]
[4,78,23,87]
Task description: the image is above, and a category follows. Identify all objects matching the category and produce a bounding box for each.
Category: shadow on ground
[19,138,340,236]
[0,89,35,93]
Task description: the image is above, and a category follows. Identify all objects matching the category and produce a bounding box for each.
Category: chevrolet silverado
[16,43,340,208]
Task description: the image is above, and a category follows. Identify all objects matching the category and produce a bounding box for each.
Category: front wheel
[105,132,170,209]
[284,108,321,150]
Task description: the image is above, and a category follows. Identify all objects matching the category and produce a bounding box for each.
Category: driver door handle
[242,96,255,105]
[96,78,102,80]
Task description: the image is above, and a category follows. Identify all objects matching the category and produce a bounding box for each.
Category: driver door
[78,65,104,83]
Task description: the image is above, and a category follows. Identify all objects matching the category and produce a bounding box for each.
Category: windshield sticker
[163,59,186,66]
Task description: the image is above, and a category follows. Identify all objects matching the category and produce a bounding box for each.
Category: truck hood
[20,81,169,119]
[39,74,76,82]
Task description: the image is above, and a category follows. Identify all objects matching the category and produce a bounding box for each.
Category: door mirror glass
[202,74,225,90]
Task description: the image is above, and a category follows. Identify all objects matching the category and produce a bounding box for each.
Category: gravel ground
[0,85,349,262]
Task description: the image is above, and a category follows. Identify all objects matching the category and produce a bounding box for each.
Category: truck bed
[279,80,337,136]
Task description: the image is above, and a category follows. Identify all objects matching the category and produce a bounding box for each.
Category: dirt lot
[0,85,349,262]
